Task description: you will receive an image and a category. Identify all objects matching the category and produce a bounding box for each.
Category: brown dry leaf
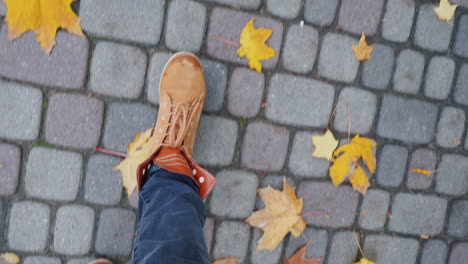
[353,257,376,264]
[311,129,339,161]
[282,243,321,264]
[114,128,153,197]
[4,0,84,53]
[0,252,20,264]
[246,179,306,252]
[237,19,276,72]
[212,257,239,264]
[352,33,374,61]
[329,135,376,195]
[434,0,458,21]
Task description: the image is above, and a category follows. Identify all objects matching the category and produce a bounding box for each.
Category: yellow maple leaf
[4,0,84,53]
[434,0,458,21]
[311,129,339,161]
[353,257,375,264]
[0,252,20,264]
[212,257,239,264]
[246,179,306,252]
[329,135,376,195]
[237,19,276,73]
[114,128,153,198]
[282,243,321,264]
[352,33,374,61]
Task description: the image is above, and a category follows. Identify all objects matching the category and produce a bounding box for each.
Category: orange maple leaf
[283,243,321,264]
[4,0,84,53]
[352,33,374,61]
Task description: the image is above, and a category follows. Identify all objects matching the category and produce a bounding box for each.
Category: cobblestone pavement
[0,0,467,263]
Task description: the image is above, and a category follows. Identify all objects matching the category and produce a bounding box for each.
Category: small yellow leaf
[329,135,376,195]
[246,179,306,252]
[411,168,432,177]
[4,0,85,53]
[115,128,154,198]
[0,252,20,264]
[353,257,375,264]
[434,0,458,21]
[352,33,374,61]
[311,129,339,161]
[212,257,239,264]
[237,19,276,72]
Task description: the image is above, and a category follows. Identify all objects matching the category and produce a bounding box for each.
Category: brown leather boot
[136,52,216,199]
[88,259,112,264]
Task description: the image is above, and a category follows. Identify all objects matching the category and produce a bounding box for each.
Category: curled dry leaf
[329,135,376,195]
[246,179,306,252]
[434,0,458,21]
[114,128,153,197]
[212,257,239,264]
[411,168,438,177]
[237,19,276,73]
[0,252,20,264]
[311,129,339,161]
[282,243,321,264]
[4,0,84,53]
[352,33,374,61]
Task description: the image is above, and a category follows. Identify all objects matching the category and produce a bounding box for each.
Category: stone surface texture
[227,68,264,117]
[382,0,415,42]
[318,33,359,82]
[0,143,21,195]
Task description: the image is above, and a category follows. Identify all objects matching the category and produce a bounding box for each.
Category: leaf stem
[353,230,365,257]
[95,147,128,158]
[300,210,330,218]
[216,37,241,47]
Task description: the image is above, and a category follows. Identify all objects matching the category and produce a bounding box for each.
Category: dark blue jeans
[132,164,210,264]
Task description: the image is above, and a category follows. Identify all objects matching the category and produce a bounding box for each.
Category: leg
[132,164,210,264]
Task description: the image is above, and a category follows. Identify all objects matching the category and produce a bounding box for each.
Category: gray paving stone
[362,44,394,90]
[193,115,238,166]
[25,147,82,201]
[282,25,319,73]
[449,243,468,264]
[421,240,448,264]
[148,56,228,113]
[304,0,339,26]
[406,148,436,190]
[376,145,408,187]
[80,0,164,45]
[146,52,172,105]
[288,131,330,178]
[165,0,206,52]
[103,102,157,153]
[359,189,390,230]
[67,258,94,264]
[45,93,104,149]
[0,81,42,140]
[241,122,289,171]
[53,205,95,255]
[338,0,384,35]
[448,200,468,237]
[210,170,258,218]
[267,0,301,19]
[213,221,250,262]
[266,74,335,126]
[285,227,328,259]
[414,4,453,51]
[8,201,50,252]
[84,154,123,205]
[454,64,468,106]
[382,0,415,42]
[318,33,359,82]
[89,42,146,99]
[227,67,264,117]
[206,0,260,9]
[363,235,419,264]
[377,95,438,143]
[436,154,468,195]
[298,181,359,227]
[203,217,215,253]
[0,2,5,16]
[333,87,377,134]
[23,257,61,264]
[0,143,20,195]
[393,49,425,94]
[250,229,282,264]
[454,15,468,58]
[0,26,88,89]
[436,107,465,148]
[327,232,358,264]
[95,208,136,256]
[0,200,3,247]
[424,56,455,100]
[206,8,283,70]
[389,193,447,235]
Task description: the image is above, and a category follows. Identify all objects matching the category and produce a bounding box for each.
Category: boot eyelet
[199,177,204,183]
[192,169,197,175]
